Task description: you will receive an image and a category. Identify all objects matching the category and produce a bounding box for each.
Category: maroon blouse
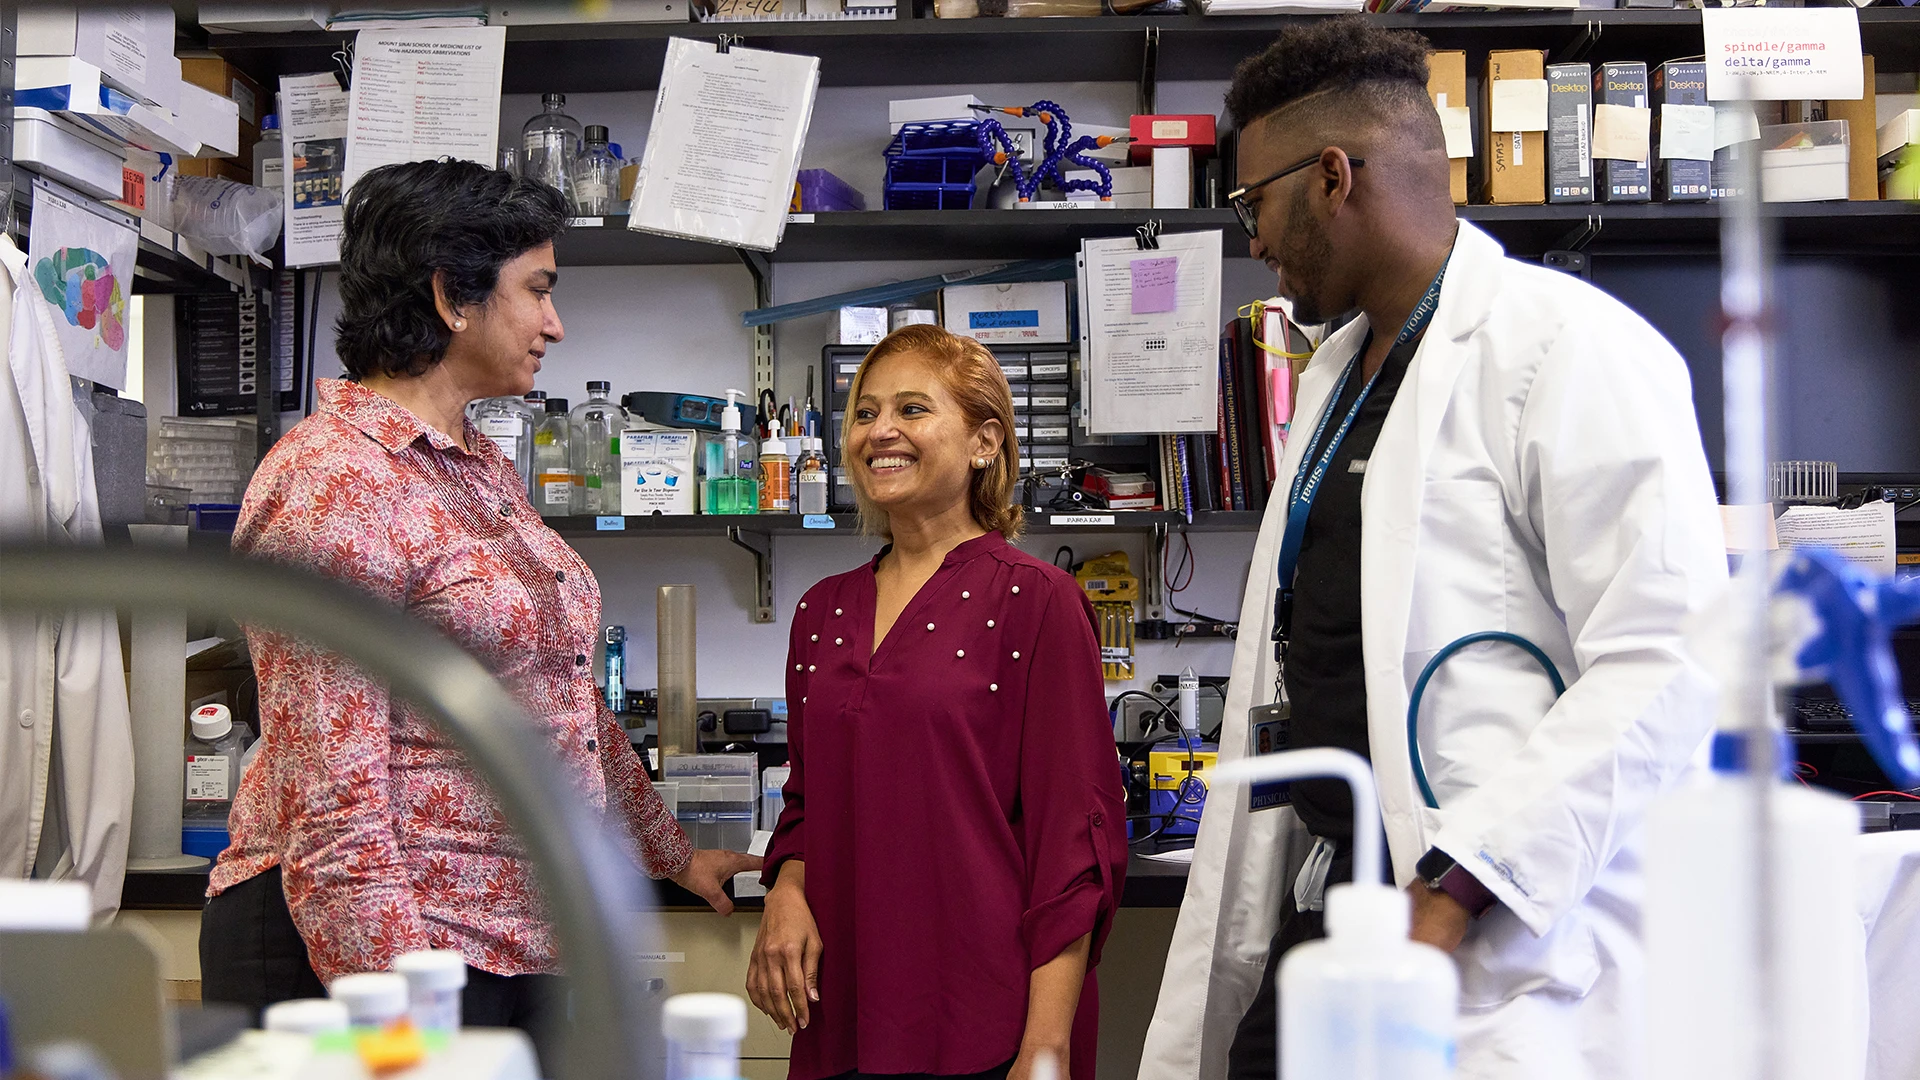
[764,532,1128,1080]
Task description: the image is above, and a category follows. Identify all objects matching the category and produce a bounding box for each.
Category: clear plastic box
[1760,120,1849,203]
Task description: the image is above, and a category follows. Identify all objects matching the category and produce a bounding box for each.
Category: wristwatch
[1416,848,1498,919]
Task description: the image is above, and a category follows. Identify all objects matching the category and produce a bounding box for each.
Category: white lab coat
[1140,222,1729,1080]
[0,234,136,922]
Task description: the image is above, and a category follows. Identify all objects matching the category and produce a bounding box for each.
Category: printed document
[280,73,350,268]
[345,27,506,191]
[1775,500,1897,574]
[1079,231,1222,434]
[629,39,821,252]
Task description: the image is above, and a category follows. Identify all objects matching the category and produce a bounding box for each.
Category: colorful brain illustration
[33,247,127,352]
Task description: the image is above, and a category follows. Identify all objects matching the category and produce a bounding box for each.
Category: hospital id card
[1247,701,1292,811]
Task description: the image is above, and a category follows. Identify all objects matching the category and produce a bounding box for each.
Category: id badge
[1247,700,1292,811]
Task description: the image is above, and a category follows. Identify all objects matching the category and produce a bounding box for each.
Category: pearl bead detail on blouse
[1013,651,1021,660]
[956,649,965,658]
[962,591,970,599]
[987,619,995,628]
[836,637,844,646]
[811,634,818,642]
[1012,585,1020,594]
[927,622,936,631]
[800,602,807,610]
[835,608,843,616]
[795,664,802,671]
[808,665,817,672]
[990,683,999,692]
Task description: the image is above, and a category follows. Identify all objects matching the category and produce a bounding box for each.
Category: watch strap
[1417,847,1497,919]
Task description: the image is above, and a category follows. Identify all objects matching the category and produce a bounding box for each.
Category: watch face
[1416,848,1456,885]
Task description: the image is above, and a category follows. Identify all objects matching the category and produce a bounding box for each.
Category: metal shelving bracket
[727,525,776,623]
[1143,522,1168,622]
[1553,19,1604,65]
[1,3,18,240]
[737,247,775,397]
[1138,25,1161,117]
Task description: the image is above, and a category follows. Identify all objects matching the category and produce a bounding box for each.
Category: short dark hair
[1226,16,1432,130]
[334,160,568,380]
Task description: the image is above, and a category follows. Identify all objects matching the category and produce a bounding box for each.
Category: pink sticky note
[1130,256,1178,315]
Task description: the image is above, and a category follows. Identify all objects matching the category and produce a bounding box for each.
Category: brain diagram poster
[27,178,138,389]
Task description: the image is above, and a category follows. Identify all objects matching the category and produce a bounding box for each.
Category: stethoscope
[1271,262,1567,811]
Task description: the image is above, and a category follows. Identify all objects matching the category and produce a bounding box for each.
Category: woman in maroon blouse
[747,325,1128,1080]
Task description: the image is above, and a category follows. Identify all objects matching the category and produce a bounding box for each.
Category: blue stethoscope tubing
[1408,631,1567,809]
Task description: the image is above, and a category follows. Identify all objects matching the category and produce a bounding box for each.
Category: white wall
[265,77,1270,700]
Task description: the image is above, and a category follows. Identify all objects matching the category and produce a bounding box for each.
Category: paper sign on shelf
[345,27,506,193]
[1081,231,1222,436]
[24,177,137,389]
[1701,7,1864,102]
[1489,79,1550,133]
[1661,104,1719,161]
[1591,103,1652,161]
[280,72,350,268]
[1714,102,1763,150]
[1438,106,1474,159]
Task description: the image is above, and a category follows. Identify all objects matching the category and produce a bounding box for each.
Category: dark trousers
[827,1064,1014,1080]
[1225,847,1366,1080]
[200,867,568,1069]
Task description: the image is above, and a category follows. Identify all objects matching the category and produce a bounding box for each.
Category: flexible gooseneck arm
[1215,747,1384,888]
[0,545,660,1080]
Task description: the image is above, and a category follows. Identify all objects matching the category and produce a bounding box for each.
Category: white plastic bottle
[1280,882,1459,1079]
[184,703,248,827]
[263,999,351,1035]
[329,972,411,1031]
[253,114,283,193]
[1645,730,1864,1080]
[394,949,467,1035]
[663,994,748,1080]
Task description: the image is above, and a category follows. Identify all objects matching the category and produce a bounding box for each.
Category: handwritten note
[1661,104,1718,161]
[1702,7,1864,102]
[1715,102,1763,150]
[1131,256,1179,315]
[1592,103,1652,162]
[1438,106,1474,159]
[1490,79,1550,133]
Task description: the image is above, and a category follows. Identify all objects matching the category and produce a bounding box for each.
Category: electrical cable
[1850,790,1920,801]
[1408,631,1566,810]
[1053,545,1074,570]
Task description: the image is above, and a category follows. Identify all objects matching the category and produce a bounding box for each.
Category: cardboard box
[1595,62,1650,203]
[1711,103,1761,201]
[1426,50,1469,205]
[1824,55,1878,201]
[16,56,200,157]
[20,3,181,112]
[889,94,984,134]
[175,156,253,184]
[177,81,241,158]
[1128,115,1218,165]
[1878,108,1920,165]
[1483,50,1547,205]
[942,282,1071,345]
[1151,146,1193,209]
[180,57,267,134]
[1653,61,1711,202]
[621,430,698,515]
[1546,63,1593,203]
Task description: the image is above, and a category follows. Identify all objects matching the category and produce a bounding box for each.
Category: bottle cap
[261,114,279,132]
[810,437,824,453]
[547,398,570,414]
[721,390,744,434]
[190,703,233,741]
[393,949,468,992]
[606,625,627,645]
[543,92,567,108]
[610,142,624,159]
[585,124,610,144]
[263,999,350,1034]
[1710,730,1795,778]
[762,435,786,456]
[587,380,611,394]
[1323,882,1410,942]
[524,390,547,403]
[328,972,410,1025]
[662,993,748,1042]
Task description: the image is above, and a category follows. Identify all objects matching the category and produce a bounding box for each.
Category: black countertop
[123,853,1192,911]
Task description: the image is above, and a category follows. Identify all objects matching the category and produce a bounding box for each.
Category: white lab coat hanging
[1139,223,1729,1080]
[0,234,136,922]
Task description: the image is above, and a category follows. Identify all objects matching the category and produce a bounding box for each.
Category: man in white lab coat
[1140,19,1728,1080]
[0,233,136,922]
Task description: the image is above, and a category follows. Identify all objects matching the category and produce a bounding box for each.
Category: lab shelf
[202,8,1920,94]
[552,202,1920,267]
[547,509,1261,536]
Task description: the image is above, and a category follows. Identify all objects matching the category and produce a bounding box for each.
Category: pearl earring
[973,456,988,469]
[452,319,466,331]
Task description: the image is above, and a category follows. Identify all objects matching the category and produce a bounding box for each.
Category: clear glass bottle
[796,437,829,515]
[473,394,537,497]
[604,625,628,714]
[521,92,582,204]
[571,125,620,216]
[534,396,579,518]
[569,382,627,516]
[253,114,283,192]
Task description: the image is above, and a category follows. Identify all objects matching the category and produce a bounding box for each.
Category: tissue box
[620,429,697,515]
[1761,121,1850,203]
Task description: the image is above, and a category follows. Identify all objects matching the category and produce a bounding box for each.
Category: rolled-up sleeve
[599,702,694,878]
[1016,580,1129,970]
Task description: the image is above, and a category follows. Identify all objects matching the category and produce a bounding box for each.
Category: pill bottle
[394,949,467,1034]
[263,999,350,1035]
[328,972,410,1030]
[663,993,748,1080]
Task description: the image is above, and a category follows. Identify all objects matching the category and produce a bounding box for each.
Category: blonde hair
[841,324,1024,541]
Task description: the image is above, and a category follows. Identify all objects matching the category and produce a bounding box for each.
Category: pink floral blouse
[210,379,691,983]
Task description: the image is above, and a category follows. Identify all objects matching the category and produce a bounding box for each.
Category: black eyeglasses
[1226,153,1366,240]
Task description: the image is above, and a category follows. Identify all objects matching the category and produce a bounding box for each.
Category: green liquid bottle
[705,388,759,515]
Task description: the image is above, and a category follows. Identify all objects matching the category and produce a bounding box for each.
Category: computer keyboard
[1789,698,1920,730]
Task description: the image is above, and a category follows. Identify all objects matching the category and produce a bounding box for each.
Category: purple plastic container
[793,169,867,212]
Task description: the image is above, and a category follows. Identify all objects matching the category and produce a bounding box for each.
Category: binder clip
[716,34,743,54]
[1135,219,1163,251]
[332,40,354,92]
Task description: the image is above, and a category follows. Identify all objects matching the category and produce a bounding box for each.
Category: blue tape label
[969,309,1040,330]
[596,516,626,531]
[802,514,836,529]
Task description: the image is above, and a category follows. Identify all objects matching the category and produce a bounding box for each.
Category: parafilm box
[1547,63,1593,203]
[1654,61,1711,202]
[621,430,697,515]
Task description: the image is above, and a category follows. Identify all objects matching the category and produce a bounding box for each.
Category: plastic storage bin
[662,754,757,852]
[883,121,988,211]
[792,169,866,213]
[1761,120,1849,203]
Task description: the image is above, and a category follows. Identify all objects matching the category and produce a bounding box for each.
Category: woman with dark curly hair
[199,160,758,1051]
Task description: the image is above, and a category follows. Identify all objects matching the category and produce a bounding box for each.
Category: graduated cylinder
[657,584,699,757]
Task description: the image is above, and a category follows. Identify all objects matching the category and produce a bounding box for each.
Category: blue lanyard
[1272,262,1449,656]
